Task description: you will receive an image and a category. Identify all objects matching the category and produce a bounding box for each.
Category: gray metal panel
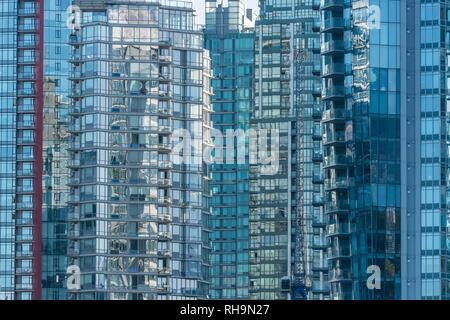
[401,0,421,300]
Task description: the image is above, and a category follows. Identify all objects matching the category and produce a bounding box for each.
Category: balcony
[312,125,322,140]
[15,267,32,274]
[312,151,323,163]
[322,63,345,78]
[325,201,349,214]
[16,235,33,242]
[312,282,330,293]
[18,7,36,16]
[323,131,346,145]
[158,179,172,187]
[312,0,321,10]
[18,24,36,32]
[16,284,33,290]
[329,268,353,282]
[159,55,172,63]
[17,137,34,144]
[68,123,81,133]
[17,56,36,64]
[158,197,172,205]
[321,39,344,55]
[312,174,324,184]
[320,0,344,10]
[159,73,172,82]
[16,186,33,194]
[324,177,350,190]
[18,39,36,48]
[16,153,34,161]
[16,218,33,225]
[16,251,33,257]
[312,20,321,32]
[158,231,172,240]
[158,267,171,275]
[67,247,80,255]
[312,106,322,119]
[312,238,328,249]
[17,103,35,112]
[312,215,326,228]
[327,246,351,259]
[326,223,349,236]
[69,34,80,46]
[68,159,81,168]
[323,154,349,168]
[158,125,172,134]
[16,170,33,177]
[68,210,80,221]
[312,195,324,207]
[17,88,35,96]
[67,229,79,238]
[322,86,345,100]
[18,73,35,80]
[158,160,172,169]
[322,107,346,122]
[321,17,344,32]
[158,249,172,258]
[312,261,328,271]
[67,177,80,186]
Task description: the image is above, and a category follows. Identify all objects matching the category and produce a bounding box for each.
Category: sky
[192,0,259,25]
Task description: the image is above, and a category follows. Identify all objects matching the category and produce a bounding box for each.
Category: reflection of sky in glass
[192,0,259,25]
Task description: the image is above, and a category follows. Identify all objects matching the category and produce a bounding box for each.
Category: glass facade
[205,0,254,300]
[322,0,402,300]
[0,0,44,300]
[292,0,328,300]
[419,0,450,300]
[41,0,72,300]
[0,0,449,302]
[0,0,18,300]
[250,1,293,300]
[67,0,212,300]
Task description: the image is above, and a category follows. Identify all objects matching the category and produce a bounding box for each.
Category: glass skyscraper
[41,0,72,300]
[417,0,450,300]
[0,0,449,302]
[67,0,212,300]
[249,0,328,300]
[293,0,328,300]
[204,0,255,300]
[0,0,45,300]
[321,0,450,300]
[321,0,402,300]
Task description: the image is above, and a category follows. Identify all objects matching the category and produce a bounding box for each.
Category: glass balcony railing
[320,0,345,9]
[322,86,345,99]
[325,201,349,213]
[327,246,351,258]
[321,17,344,31]
[326,223,349,236]
[323,154,349,167]
[322,107,346,122]
[323,63,345,77]
[321,40,344,54]
[323,131,346,144]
